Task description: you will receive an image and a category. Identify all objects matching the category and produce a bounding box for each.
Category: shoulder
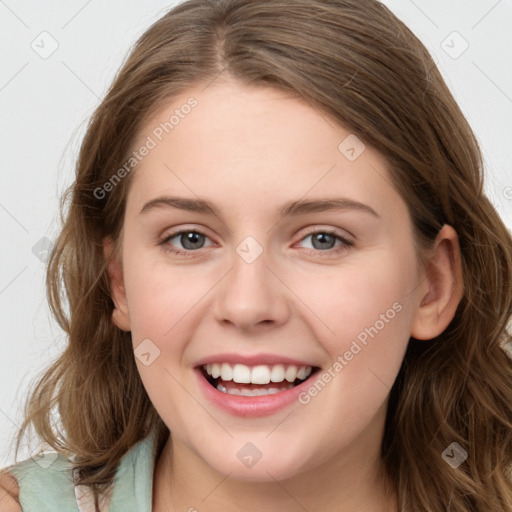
[1,454,80,511]
[0,472,21,512]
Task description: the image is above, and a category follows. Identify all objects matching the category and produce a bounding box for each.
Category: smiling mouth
[200,362,319,396]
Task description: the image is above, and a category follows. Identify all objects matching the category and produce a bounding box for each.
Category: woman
[2,0,511,510]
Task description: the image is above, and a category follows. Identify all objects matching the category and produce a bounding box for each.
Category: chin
[195,437,317,483]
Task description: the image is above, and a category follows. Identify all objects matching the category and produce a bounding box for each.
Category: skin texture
[104,79,463,512]
[0,473,21,512]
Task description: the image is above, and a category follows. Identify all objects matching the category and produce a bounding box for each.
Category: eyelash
[159,228,354,258]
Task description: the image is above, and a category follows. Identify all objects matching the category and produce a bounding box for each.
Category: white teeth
[211,363,221,379]
[285,365,298,382]
[270,364,285,382]
[297,366,312,380]
[251,365,271,384]
[220,363,233,381]
[217,381,228,393]
[232,364,251,383]
[204,362,313,384]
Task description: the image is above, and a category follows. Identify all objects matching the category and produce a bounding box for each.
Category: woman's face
[109,79,427,481]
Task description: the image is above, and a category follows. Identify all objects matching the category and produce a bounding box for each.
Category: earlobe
[103,236,131,332]
[410,225,464,341]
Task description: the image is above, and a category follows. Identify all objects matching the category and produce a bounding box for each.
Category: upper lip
[194,353,318,368]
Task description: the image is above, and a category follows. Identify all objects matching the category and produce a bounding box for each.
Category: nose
[212,243,291,332]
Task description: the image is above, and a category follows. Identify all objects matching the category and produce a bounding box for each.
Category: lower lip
[194,368,316,417]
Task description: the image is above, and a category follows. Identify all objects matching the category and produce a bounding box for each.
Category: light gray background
[1,0,511,467]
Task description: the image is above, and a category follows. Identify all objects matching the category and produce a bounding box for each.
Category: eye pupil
[182,232,204,249]
[312,233,335,250]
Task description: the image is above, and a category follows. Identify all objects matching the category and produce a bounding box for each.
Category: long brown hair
[6,0,512,510]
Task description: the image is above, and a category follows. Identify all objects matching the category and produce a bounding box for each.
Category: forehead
[135,81,342,166]
[125,80,403,221]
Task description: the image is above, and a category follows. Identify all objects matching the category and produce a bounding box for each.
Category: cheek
[294,246,417,387]
[123,248,212,339]
[305,247,415,328]
[122,252,208,414]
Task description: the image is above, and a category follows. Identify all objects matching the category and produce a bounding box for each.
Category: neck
[152,424,398,512]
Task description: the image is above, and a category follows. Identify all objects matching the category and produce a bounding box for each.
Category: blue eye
[159,229,353,257]
[160,231,213,256]
[296,230,353,257]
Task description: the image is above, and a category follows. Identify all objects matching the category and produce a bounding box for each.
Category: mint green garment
[4,430,158,511]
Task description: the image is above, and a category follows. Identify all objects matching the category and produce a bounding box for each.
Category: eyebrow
[139,195,380,218]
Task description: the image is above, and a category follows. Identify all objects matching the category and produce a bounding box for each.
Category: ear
[103,236,131,332]
[410,224,464,340]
